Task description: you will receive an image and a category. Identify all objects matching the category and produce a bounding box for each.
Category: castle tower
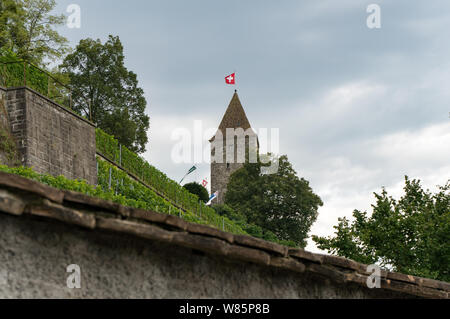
[210,91,258,204]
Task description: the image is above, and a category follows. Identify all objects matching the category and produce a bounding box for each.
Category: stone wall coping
[5,86,96,127]
[0,171,448,299]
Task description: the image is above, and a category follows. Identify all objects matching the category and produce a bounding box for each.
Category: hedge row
[0,60,47,94]
[0,164,147,209]
[97,158,205,224]
[95,128,246,234]
[0,60,70,108]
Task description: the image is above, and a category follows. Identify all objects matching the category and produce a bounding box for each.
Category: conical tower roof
[218,91,252,131]
[210,91,253,141]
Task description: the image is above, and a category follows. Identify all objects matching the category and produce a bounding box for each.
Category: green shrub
[94,128,246,234]
[212,204,298,247]
[0,124,19,165]
[183,182,209,203]
[0,55,48,95]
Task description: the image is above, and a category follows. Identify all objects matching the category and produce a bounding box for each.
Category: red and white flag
[225,73,235,85]
[201,178,208,187]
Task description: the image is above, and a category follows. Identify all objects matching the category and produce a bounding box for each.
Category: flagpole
[179,174,187,184]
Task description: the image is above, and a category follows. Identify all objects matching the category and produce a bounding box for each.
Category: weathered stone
[270,257,306,273]
[5,87,97,184]
[63,190,128,216]
[226,244,271,266]
[1,212,433,299]
[0,189,27,215]
[234,234,288,256]
[129,207,167,224]
[381,278,448,299]
[172,232,229,256]
[0,174,449,299]
[96,217,173,242]
[386,272,418,286]
[185,222,234,243]
[416,277,450,292]
[320,254,368,273]
[26,199,95,229]
[210,92,258,204]
[344,272,369,286]
[0,171,64,203]
[165,214,188,230]
[289,248,324,264]
[387,272,450,291]
[306,263,347,284]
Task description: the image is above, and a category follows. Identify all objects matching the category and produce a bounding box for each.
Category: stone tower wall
[211,131,258,204]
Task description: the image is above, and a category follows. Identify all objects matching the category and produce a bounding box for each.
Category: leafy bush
[0,163,210,225]
[212,204,298,247]
[0,52,48,95]
[0,50,71,110]
[0,123,19,165]
[95,128,245,234]
[0,160,247,234]
[183,182,209,203]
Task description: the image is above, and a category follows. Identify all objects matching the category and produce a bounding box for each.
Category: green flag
[180,165,197,184]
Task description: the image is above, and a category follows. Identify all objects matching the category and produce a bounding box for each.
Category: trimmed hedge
[0,60,47,95]
[96,158,207,224]
[0,163,212,226]
[95,128,246,234]
[0,58,71,109]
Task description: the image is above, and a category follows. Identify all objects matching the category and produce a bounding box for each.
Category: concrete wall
[0,213,413,299]
[5,87,97,184]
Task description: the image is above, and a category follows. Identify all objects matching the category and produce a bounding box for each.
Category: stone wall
[0,213,415,299]
[1,172,447,299]
[0,87,6,128]
[0,86,16,166]
[5,87,97,184]
[210,131,258,204]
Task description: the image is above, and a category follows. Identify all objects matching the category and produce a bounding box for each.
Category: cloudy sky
[55,0,449,252]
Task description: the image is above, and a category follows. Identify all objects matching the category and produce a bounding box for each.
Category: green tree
[0,0,20,50]
[1,0,69,65]
[212,204,295,245]
[225,154,323,247]
[60,35,150,153]
[312,177,450,282]
[183,182,209,203]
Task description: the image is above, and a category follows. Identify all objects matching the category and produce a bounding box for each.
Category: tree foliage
[312,177,450,282]
[0,0,20,50]
[183,182,209,203]
[225,154,323,247]
[212,204,296,246]
[0,0,69,65]
[60,35,150,153]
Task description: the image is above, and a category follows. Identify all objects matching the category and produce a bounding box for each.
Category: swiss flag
[225,73,235,85]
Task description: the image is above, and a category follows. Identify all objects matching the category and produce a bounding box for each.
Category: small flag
[206,191,218,206]
[179,165,197,184]
[201,178,208,187]
[225,73,235,85]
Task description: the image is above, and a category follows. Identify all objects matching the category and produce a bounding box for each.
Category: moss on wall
[0,123,19,166]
